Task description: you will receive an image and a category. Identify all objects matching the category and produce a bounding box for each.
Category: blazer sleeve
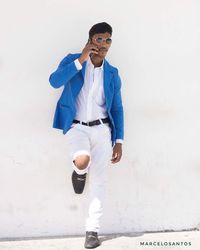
[110,72,124,140]
[49,54,80,88]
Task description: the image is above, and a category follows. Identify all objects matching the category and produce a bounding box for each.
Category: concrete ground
[0,230,199,250]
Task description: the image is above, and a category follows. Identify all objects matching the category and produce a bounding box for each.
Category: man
[49,22,124,249]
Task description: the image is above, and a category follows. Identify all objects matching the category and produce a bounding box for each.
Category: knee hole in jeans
[73,155,90,170]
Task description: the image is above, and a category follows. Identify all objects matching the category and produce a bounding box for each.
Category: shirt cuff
[74,58,82,70]
[115,139,123,144]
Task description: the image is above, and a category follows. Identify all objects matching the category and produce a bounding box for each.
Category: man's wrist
[115,139,123,144]
[74,58,83,70]
[78,56,85,65]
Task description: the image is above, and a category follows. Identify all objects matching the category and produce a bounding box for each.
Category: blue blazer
[49,53,124,145]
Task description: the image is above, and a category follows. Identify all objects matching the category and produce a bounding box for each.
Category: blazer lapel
[104,60,113,110]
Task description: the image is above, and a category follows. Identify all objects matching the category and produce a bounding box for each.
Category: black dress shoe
[71,171,87,194]
[84,231,101,249]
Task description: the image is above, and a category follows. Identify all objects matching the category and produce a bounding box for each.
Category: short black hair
[89,22,112,39]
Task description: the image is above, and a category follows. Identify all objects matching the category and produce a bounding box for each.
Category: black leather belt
[73,117,110,126]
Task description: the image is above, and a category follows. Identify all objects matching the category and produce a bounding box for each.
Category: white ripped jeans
[65,123,112,232]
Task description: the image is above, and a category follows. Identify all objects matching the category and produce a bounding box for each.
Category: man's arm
[49,54,80,89]
[49,42,99,89]
[111,73,124,140]
[111,72,124,164]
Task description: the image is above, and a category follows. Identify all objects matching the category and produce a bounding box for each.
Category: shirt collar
[87,56,104,70]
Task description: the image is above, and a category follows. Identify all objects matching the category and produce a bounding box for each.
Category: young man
[49,22,124,249]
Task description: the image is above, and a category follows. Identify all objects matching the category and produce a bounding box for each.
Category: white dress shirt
[74,57,123,144]
[74,57,107,122]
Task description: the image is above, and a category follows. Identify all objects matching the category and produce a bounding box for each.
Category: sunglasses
[93,37,112,44]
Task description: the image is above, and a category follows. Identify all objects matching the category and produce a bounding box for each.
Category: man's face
[90,32,112,58]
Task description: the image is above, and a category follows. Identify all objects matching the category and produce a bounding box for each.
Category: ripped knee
[73,155,90,170]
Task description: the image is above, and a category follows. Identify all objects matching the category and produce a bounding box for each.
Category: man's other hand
[111,143,122,164]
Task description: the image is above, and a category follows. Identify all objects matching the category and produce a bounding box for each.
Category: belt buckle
[82,121,89,126]
[99,119,103,125]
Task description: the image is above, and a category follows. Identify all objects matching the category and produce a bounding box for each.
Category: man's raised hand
[78,41,99,64]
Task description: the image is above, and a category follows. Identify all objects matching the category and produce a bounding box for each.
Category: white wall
[0,0,200,238]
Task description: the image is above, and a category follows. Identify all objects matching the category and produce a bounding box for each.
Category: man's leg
[85,125,112,233]
[66,124,91,193]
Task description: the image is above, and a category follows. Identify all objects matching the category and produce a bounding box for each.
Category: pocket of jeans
[70,123,79,129]
[100,123,111,134]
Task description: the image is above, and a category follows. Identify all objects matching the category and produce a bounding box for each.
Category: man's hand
[78,41,99,64]
[111,143,122,164]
